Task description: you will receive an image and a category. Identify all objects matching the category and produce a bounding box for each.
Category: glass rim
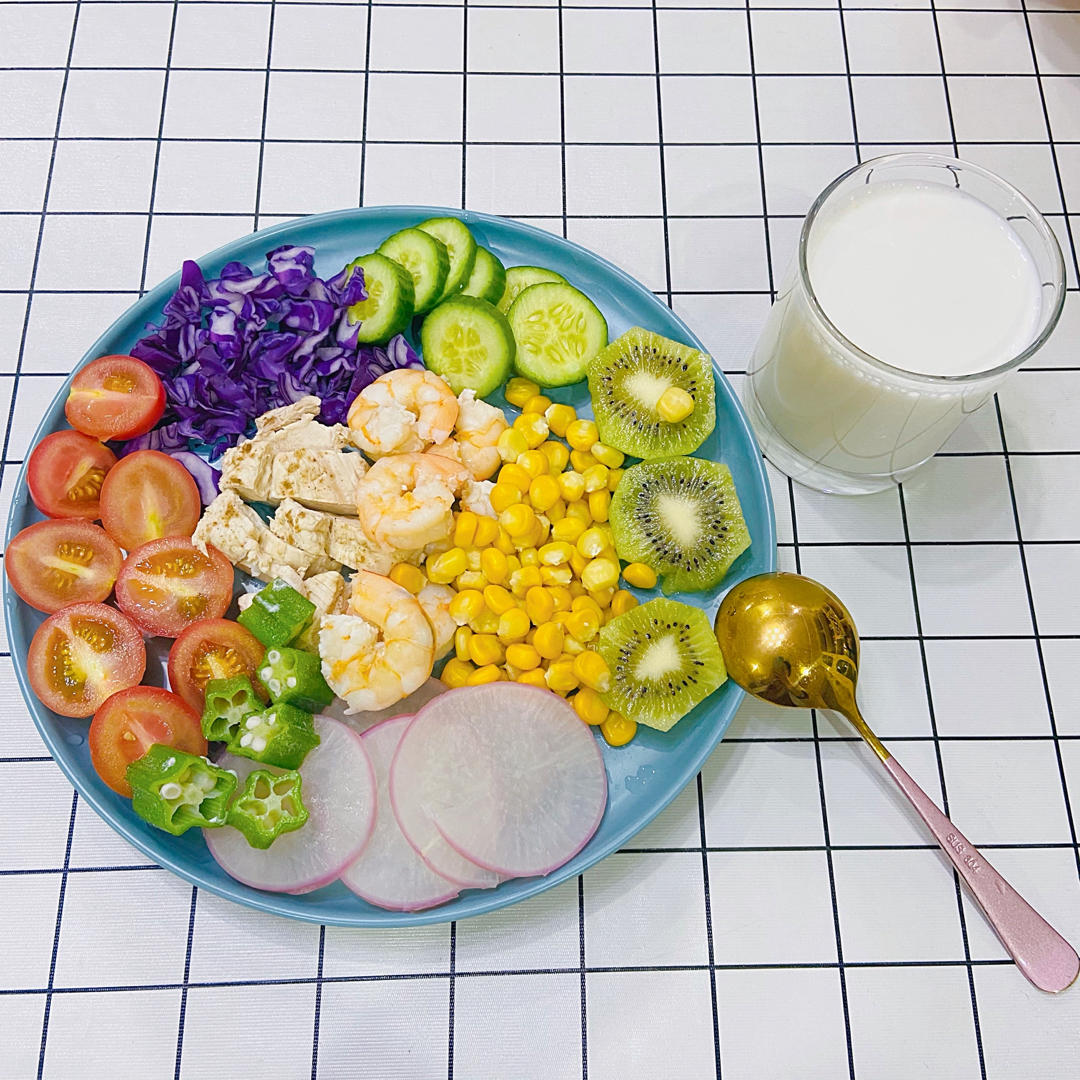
[797,152,1067,386]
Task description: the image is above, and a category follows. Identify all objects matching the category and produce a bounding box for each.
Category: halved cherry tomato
[27,430,117,520]
[114,537,233,638]
[5,519,123,613]
[89,686,206,797]
[168,618,266,710]
[99,450,201,550]
[27,602,146,718]
[65,355,166,441]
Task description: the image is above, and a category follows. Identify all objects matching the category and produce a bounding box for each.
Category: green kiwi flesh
[597,597,727,731]
[609,456,751,594]
[587,327,716,459]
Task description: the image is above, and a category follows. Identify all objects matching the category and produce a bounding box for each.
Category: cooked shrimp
[347,369,459,457]
[319,570,434,712]
[417,583,456,661]
[452,389,507,480]
[355,452,471,550]
[460,478,496,519]
[425,439,465,467]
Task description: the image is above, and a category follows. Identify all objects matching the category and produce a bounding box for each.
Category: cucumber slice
[460,247,507,306]
[377,228,449,314]
[507,282,608,388]
[343,252,416,343]
[497,265,568,314]
[420,296,515,398]
[417,217,477,302]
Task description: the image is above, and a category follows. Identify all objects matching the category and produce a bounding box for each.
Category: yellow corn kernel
[548,585,573,611]
[565,499,592,524]
[572,686,610,725]
[565,418,599,451]
[454,626,473,662]
[510,565,544,597]
[565,607,600,643]
[568,582,586,599]
[389,562,426,594]
[473,515,500,547]
[467,664,503,686]
[539,440,570,474]
[656,385,695,423]
[557,471,586,503]
[517,449,548,479]
[480,547,509,585]
[505,376,541,407]
[442,657,474,688]
[518,547,540,567]
[449,589,485,626]
[525,585,556,625]
[582,464,609,493]
[569,449,598,472]
[523,393,552,414]
[563,635,585,655]
[582,556,620,592]
[496,426,530,463]
[591,442,625,469]
[588,489,611,522]
[545,659,579,695]
[573,650,612,693]
[551,517,587,544]
[571,594,603,616]
[427,547,469,584]
[494,526,517,556]
[497,607,531,643]
[607,467,624,492]
[530,517,551,548]
[466,548,483,571]
[533,621,565,660]
[505,642,541,671]
[589,587,615,610]
[570,550,588,577]
[622,562,658,589]
[482,583,515,615]
[513,412,549,448]
[497,462,532,492]
[538,540,575,566]
[576,526,608,559]
[452,511,479,548]
[489,482,521,514]
[506,554,522,574]
[468,633,505,667]
[528,474,561,512]
[610,589,638,616]
[546,498,566,523]
[544,402,577,438]
[516,667,548,689]
[601,712,637,747]
[540,565,573,586]
[499,503,536,538]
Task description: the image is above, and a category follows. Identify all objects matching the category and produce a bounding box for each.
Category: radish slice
[326,677,448,736]
[340,716,461,911]
[390,715,502,890]
[206,715,376,894]
[395,684,608,878]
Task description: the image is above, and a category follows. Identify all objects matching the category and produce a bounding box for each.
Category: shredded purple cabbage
[128,245,424,462]
[169,451,222,505]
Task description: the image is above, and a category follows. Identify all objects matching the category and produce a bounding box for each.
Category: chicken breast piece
[268,448,368,515]
[268,499,342,573]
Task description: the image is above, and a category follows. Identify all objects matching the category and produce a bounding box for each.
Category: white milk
[748,179,1045,489]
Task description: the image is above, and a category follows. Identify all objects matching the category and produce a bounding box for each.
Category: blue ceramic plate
[4,207,775,926]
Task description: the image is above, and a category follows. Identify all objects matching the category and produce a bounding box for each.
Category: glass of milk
[745,154,1065,495]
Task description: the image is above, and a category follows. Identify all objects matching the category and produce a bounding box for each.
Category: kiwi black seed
[597,597,727,731]
[609,456,751,594]
[587,327,716,459]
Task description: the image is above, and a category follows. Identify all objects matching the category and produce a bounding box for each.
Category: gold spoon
[715,571,1078,993]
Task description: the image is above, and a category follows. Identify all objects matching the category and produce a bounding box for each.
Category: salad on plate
[6,215,753,913]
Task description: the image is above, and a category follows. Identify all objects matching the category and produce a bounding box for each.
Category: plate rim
[3,204,777,926]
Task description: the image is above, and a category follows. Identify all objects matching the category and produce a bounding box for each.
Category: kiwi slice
[588,327,716,459]
[597,597,727,731]
[610,456,750,594]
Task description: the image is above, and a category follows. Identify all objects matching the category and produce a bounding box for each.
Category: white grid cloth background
[1,1,1079,1077]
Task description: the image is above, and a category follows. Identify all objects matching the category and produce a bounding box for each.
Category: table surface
[2,2,1079,1078]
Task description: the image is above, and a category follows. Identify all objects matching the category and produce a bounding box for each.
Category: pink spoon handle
[884,756,1078,993]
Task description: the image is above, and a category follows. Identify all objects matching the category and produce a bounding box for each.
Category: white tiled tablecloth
[1,2,1079,1077]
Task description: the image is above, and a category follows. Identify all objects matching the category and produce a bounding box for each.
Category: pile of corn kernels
[389,376,659,747]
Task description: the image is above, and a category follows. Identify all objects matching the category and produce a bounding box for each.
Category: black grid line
[172,886,198,1080]
[310,924,326,1080]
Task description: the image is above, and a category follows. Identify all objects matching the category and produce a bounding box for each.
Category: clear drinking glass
[745,154,1066,495]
